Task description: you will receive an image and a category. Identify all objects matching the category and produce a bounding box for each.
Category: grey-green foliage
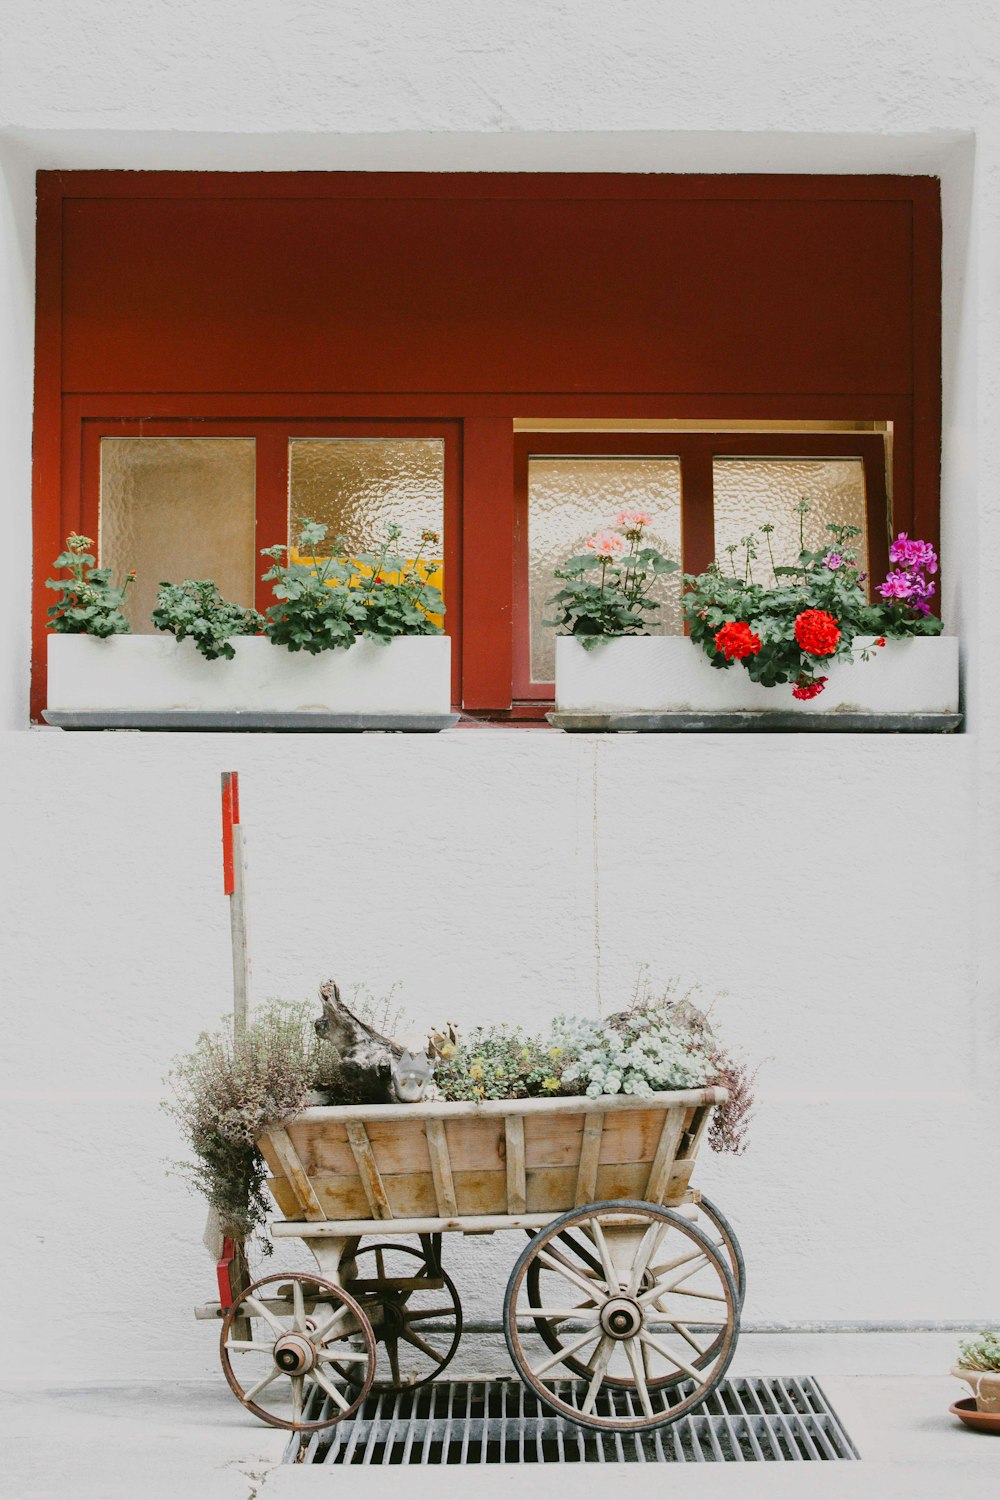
[152,579,263,660]
[957,1331,1000,1371]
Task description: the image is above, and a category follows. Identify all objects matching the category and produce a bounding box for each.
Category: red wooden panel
[60,194,914,397]
[462,418,514,710]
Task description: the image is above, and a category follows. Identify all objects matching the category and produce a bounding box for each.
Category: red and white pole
[221,771,250,1040]
[217,772,252,1316]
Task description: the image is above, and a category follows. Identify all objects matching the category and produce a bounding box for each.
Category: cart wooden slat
[259,1086,726,1231]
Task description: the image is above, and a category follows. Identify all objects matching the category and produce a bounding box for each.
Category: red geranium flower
[792,675,828,701]
[714,621,762,661]
[875,636,886,647]
[794,609,841,657]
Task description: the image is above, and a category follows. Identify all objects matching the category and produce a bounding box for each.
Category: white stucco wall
[1,0,999,1384]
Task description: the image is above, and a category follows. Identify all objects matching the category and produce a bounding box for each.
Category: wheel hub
[599,1294,644,1341]
[377,1297,406,1338]
[273,1332,316,1374]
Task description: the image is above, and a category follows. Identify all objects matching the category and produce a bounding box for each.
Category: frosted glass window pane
[528,457,683,683]
[289,439,444,558]
[713,458,868,585]
[101,438,256,632]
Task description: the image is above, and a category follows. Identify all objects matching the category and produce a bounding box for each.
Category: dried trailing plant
[620,972,759,1155]
[165,1000,325,1241]
[165,993,398,1242]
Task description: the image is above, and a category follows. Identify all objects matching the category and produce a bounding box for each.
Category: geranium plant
[352,524,446,644]
[152,580,263,660]
[261,519,445,653]
[45,532,135,636]
[546,511,680,649]
[683,503,942,699]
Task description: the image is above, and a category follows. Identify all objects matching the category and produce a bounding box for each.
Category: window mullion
[253,426,290,618]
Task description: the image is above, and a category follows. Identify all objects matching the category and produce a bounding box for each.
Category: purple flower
[889,533,938,574]
[822,551,844,570]
[878,570,915,600]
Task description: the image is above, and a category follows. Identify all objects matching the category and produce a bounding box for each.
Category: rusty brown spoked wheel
[504,1200,739,1433]
[525,1194,745,1391]
[331,1241,463,1390]
[220,1271,376,1431]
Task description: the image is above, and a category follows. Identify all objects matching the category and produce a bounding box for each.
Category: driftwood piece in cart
[314,981,402,1103]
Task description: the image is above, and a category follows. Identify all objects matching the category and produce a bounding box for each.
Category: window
[513,429,888,700]
[79,419,461,698]
[32,173,940,721]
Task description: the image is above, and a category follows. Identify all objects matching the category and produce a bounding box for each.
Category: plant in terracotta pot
[952,1331,1000,1416]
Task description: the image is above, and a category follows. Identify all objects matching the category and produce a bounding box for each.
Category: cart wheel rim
[332,1241,463,1390]
[220,1271,376,1431]
[504,1200,740,1433]
[525,1195,745,1390]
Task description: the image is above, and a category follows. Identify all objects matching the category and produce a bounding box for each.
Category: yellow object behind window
[288,549,445,630]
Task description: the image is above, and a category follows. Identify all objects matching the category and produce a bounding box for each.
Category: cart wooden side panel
[260,1087,726,1231]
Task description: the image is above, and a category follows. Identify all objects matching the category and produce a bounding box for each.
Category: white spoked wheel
[221,1271,376,1431]
[524,1193,745,1391]
[504,1200,740,1433]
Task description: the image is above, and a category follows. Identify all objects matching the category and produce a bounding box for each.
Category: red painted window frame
[512,431,892,700]
[32,172,941,723]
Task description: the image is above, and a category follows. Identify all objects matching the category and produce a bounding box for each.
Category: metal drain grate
[283,1376,858,1465]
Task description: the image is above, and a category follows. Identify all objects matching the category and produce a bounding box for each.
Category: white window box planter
[550,635,960,733]
[43,635,456,731]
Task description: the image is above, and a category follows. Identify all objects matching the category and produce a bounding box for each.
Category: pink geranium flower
[889,533,938,574]
[878,569,914,600]
[586,529,626,561]
[616,510,652,530]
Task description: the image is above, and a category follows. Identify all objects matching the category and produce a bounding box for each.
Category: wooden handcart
[216,1085,744,1436]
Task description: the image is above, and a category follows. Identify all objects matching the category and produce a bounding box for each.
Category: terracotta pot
[952,1365,1000,1413]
